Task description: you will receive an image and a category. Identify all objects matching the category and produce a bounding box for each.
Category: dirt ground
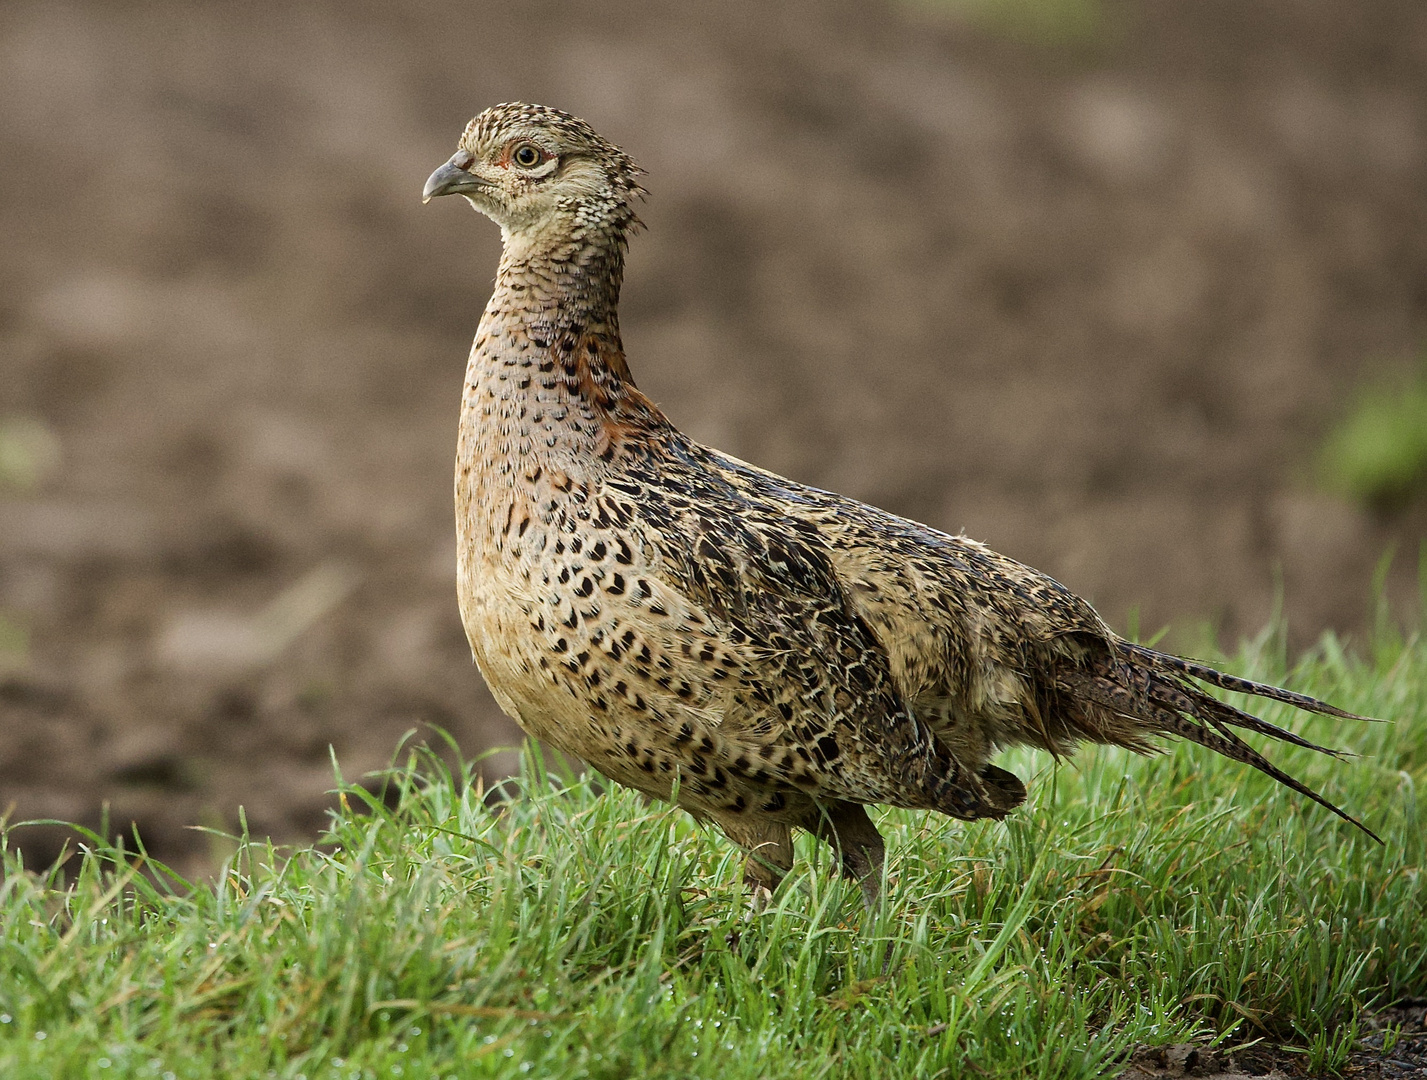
[1,0,1425,876]
[1119,1000,1427,1078]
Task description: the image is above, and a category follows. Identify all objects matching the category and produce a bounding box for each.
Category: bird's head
[423,103,644,245]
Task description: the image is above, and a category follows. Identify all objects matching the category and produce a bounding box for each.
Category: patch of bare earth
[1119,1001,1427,1078]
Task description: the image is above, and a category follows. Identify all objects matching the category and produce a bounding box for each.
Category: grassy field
[2,626,1424,1079]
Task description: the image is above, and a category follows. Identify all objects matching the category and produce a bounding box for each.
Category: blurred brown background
[1,0,1424,874]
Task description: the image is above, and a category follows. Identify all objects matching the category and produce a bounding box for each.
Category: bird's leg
[809,802,886,908]
[715,817,794,908]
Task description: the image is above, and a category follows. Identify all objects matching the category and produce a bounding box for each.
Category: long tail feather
[1117,640,1373,721]
[1143,671,1348,758]
[1055,641,1381,843]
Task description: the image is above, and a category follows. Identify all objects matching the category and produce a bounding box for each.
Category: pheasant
[422,102,1378,906]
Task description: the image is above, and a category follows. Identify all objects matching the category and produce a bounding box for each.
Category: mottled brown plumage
[423,103,1378,906]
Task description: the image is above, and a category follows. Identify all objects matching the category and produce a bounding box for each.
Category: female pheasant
[423,102,1377,906]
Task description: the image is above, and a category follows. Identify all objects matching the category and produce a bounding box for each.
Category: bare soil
[1,0,1425,879]
[1119,1000,1427,1078]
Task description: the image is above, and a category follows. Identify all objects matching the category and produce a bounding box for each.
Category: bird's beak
[423,151,488,203]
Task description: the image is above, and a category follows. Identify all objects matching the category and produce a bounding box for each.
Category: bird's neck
[489,225,629,349]
[461,221,669,475]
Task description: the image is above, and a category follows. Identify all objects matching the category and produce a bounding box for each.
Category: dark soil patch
[1121,1000,1427,1078]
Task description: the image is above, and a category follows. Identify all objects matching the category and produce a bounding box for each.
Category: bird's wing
[691,446,1097,750]
[620,438,1014,818]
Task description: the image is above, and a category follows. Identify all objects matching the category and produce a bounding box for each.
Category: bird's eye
[512,144,543,169]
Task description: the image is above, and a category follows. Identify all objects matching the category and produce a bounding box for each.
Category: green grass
[3,632,1425,1080]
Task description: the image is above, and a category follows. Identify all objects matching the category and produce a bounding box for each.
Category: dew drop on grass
[97,1060,111,1070]
[0,1015,10,1024]
[34,1032,46,1041]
